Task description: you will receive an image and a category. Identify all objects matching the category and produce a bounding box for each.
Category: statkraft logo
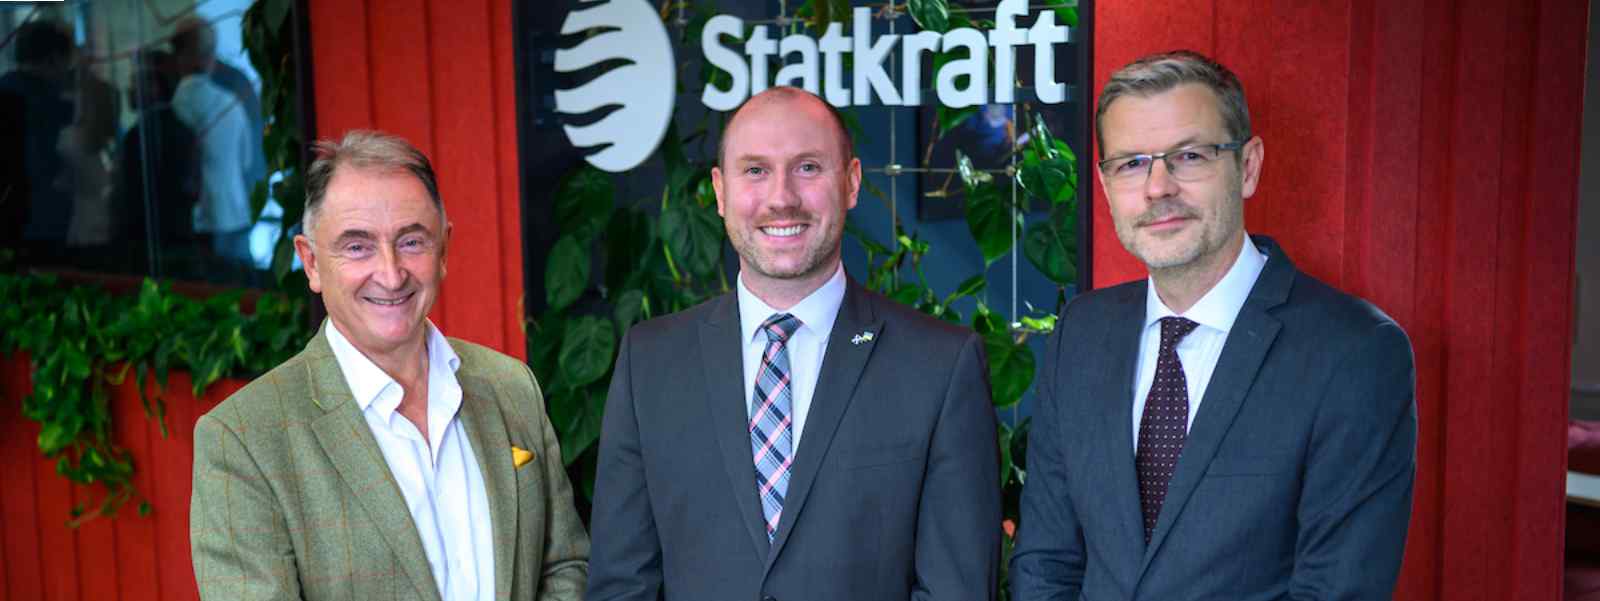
[554,0,677,173]
[701,0,1070,110]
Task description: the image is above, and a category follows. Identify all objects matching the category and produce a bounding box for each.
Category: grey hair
[1095,49,1252,156]
[301,130,445,243]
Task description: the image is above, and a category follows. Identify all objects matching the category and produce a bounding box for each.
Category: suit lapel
[699,293,773,558]
[1139,235,1293,575]
[1095,284,1151,560]
[764,280,882,572]
[305,330,440,601]
[456,373,516,600]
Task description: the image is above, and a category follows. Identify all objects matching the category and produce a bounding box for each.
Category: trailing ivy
[0,273,310,524]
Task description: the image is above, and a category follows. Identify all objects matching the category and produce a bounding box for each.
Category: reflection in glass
[0,0,281,288]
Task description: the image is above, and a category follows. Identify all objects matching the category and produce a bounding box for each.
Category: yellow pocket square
[511,446,535,469]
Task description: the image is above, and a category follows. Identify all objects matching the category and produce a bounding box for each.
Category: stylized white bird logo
[554,0,676,173]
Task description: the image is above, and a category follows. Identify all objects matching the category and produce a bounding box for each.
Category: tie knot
[761,313,801,343]
[1159,316,1199,346]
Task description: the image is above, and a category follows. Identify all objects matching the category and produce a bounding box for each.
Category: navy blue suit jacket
[1011,236,1417,600]
[587,278,1001,601]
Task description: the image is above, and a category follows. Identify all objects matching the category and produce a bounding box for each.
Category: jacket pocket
[841,440,924,470]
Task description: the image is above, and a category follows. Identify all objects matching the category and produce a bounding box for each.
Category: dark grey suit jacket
[586,278,1001,601]
[1011,236,1417,601]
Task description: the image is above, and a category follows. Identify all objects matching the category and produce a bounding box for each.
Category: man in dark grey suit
[1010,50,1417,600]
[586,86,1001,601]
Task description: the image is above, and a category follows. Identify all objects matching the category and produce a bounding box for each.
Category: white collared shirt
[325,320,495,601]
[736,263,847,451]
[1131,235,1268,446]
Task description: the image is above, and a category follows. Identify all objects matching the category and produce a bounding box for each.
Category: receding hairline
[718,87,854,169]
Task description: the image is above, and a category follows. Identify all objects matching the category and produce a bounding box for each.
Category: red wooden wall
[0,0,1585,599]
[307,0,527,360]
[0,355,241,601]
[1092,1,1584,599]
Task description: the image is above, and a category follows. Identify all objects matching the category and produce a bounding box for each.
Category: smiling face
[712,90,861,301]
[294,166,449,361]
[1098,83,1262,276]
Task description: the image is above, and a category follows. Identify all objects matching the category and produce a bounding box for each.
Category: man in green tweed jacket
[190,130,588,601]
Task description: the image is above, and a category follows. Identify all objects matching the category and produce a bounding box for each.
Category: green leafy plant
[539,6,1081,596]
[243,0,310,293]
[0,273,310,524]
[0,0,314,525]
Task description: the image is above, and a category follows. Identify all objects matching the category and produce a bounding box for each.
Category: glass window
[1,0,294,288]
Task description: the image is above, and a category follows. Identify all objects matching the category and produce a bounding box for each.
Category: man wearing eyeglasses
[1010,50,1417,600]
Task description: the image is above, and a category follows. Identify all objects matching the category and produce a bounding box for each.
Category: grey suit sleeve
[190,413,302,601]
[1289,322,1417,600]
[586,331,664,601]
[1009,320,1086,600]
[521,363,592,601]
[913,333,1002,601]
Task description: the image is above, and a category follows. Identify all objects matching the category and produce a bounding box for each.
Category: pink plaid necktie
[751,313,801,541]
[1136,316,1199,542]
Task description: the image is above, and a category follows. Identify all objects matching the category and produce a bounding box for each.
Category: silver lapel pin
[851,331,875,345]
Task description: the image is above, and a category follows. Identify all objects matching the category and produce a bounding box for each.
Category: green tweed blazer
[190,325,589,601]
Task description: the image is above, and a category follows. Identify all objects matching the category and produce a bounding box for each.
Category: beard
[726,208,844,281]
[1118,175,1244,272]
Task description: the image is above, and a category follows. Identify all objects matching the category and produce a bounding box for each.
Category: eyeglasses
[1097,141,1245,189]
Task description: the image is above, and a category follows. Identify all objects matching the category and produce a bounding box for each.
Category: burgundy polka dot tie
[1137,316,1199,543]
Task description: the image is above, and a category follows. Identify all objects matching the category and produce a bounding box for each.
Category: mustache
[1134,201,1198,227]
[757,208,814,223]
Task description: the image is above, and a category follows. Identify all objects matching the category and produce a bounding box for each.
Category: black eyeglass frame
[1096,140,1248,180]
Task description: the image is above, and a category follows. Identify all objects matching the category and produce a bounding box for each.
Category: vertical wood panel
[429,0,504,351]
[1440,1,1513,597]
[493,0,527,360]
[308,0,373,139]
[74,485,119,601]
[1,356,43,601]
[1398,0,1459,596]
[112,380,160,601]
[152,372,202,601]
[1265,0,1352,285]
[1212,1,1272,241]
[36,453,78,601]
[1516,0,1585,596]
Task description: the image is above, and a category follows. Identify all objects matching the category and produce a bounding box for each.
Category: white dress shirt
[737,263,847,451]
[325,320,495,601]
[171,74,254,233]
[1131,235,1268,446]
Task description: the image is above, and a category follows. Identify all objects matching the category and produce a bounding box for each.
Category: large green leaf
[907,0,951,32]
[549,384,607,465]
[545,235,589,312]
[1024,204,1077,286]
[558,316,616,388]
[605,208,655,293]
[965,181,1017,265]
[613,289,647,333]
[660,203,724,279]
[983,330,1035,408]
[527,312,566,385]
[1018,142,1077,207]
[1018,118,1078,206]
[936,105,978,138]
[556,166,615,243]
